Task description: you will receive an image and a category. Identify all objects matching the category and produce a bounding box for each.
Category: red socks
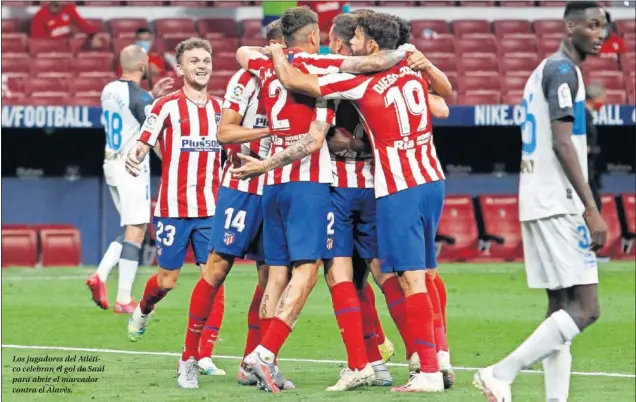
[243,285,264,357]
[363,284,386,344]
[381,276,415,358]
[426,274,448,352]
[182,279,219,361]
[199,284,225,359]
[139,274,171,315]
[433,274,448,331]
[330,281,368,370]
[405,293,439,373]
[260,317,291,357]
[358,286,383,363]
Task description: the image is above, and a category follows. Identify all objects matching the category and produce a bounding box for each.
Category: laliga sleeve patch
[557,83,573,109]
[227,84,245,104]
[143,113,158,132]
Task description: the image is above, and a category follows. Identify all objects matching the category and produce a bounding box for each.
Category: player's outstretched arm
[231,121,331,180]
[236,46,268,71]
[338,49,407,74]
[217,109,270,145]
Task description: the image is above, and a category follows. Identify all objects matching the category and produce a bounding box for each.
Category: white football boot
[326,363,375,391]
[391,371,444,393]
[177,357,199,389]
[473,366,512,402]
[127,304,151,342]
[198,357,226,376]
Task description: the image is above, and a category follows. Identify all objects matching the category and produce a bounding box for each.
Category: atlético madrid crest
[326,237,334,250]
[224,232,235,246]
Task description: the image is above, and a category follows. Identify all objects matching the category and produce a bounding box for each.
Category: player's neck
[119,73,141,85]
[560,40,586,65]
[183,84,208,104]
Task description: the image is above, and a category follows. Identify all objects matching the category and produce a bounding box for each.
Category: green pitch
[2,262,635,401]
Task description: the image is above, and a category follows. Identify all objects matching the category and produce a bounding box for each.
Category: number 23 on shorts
[156,221,176,246]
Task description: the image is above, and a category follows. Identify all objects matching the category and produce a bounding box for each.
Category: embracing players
[473,2,608,401]
[87,44,173,313]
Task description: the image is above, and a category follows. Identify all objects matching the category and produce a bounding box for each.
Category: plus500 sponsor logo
[180,136,221,152]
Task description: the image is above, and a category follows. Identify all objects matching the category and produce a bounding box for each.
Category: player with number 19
[87,44,173,314]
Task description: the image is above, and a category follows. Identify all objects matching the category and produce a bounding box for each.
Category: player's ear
[176,63,184,77]
[565,20,576,36]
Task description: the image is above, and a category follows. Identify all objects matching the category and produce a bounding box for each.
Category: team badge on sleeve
[143,114,158,132]
[557,83,573,109]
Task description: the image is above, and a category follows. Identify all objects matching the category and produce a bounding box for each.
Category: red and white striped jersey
[247,50,345,185]
[138,89,223,218]
[220,69,271,195]
[330,100,374,188]
[318,61,445,198]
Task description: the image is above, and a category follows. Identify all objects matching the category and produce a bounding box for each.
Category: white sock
[96,239,123,282]
[493,310,580,384]
[544,342,572,402]
[116,241,141,304]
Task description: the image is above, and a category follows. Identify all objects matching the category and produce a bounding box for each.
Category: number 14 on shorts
[225,208,246,233]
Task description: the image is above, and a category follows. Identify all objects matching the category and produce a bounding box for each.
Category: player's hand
[265,43,285,59]
[150,77,175,98]
[583,207,608,251]
[407,51,432,72]
[125,142,150,177]
[230,154,267,180]
[328,128,353,153]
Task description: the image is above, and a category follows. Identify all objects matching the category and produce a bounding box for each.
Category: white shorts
[522,214,598,290]
[104,160,151,227]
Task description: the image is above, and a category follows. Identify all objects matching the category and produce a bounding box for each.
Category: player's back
[518,51,587,222]
[101,80,152,158]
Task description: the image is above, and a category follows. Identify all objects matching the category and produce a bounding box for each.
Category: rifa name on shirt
[180,136,221,152]
[372,67,423,95]
[393,132,431,150]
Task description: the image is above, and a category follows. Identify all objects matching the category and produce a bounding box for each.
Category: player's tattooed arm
[217,109,270,144]
[338,49,407,74]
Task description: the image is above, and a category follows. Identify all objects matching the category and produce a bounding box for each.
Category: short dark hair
[350,8,375,16]
[280,6,318,46]
[393,16,411,47]
[175,37,212,63]
[332,14,358,44]
[265,19,283,42]
[564,1,602,20]
[135,27,152,36]
[358,13,399,50]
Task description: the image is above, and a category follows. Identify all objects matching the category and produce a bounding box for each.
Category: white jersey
[519,51,588,222]
[101,80,154,162]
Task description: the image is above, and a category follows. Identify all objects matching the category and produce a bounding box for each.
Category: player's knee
[268,266,290,291]
[293,261,319,290]
[124,224,146,244]
[256,262,269,289]
[426,268,438,279]
[206,252,232,286]
[157,268,179,289]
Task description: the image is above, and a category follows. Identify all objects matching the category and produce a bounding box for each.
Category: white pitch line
[2,344,634,379]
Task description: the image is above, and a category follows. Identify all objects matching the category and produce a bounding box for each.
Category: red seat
[205,36,241,53]
[476,195,523,261]
[26,93,70,105]
[39,227,81,267]
[29,56,73,76]
[626,76,635,99]
[499,35,538,55]
[170,1,212,5]
[162,32,200,50]
[427,53,457,73]
[28,38,71,55]
[1,227,38,268]
[197,18,240,37]
[586,71,625,90]
[75,18,107,34]
[208,75,230,91]
[629,91,635,104]
[457,56,498,74]
[420,1,456,5]
[85,1,122,5]
[604,90,627,104]
[24,76,68,94]
[502,75,528,91]
[2,75,26,96]
[582,56,620,72]
[458,1,495,5]
[537,1,568,6]
[109,18,149,37]
[499,54,538,76]
[71,33,112,53]
[458,73,501,93]
[71,55,115,74]
[2,33,28,53]
[620,193,636,240]
[70,94,102,106]
[240,36,267,47]
[2,19,25,33]
[410,20,451,36]
[2,54,29,74]
[242,19,263,38]
[596,195,624,259]
[435,196,480,262]
[155,18,196,36]
[458,91,501,105]
[455,36,497,55]
[413,35,455,53]
[214,1,250,6]
[69,76,111,93]
[493,20,532,37]
[502,90,524,104]
[616,19,636,35]
[537,36,562,55]
[533,19,564,35]
[499,0,534,5]
[212,55,241,71]
[126,0,166,5]
[453,20,491,37]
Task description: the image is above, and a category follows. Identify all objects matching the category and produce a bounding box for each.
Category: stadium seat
[616,19,636,35]
[197,18,240,37]
[2,54,29,74]
[84,1,122,5]
[1,227,38,268]
[212,55,241,71]
[242,19,263,38]
[410,20,451,36]
[24,76,68,94]
[71,33,112,53]
[39,227,81,267]
[458,1,495,5]
[170,1,212,5]
[604,90,627,104]
[533,19,564,35]
[626,76,635,99]
[3,75,26,95]
[537,0,568,6]
[72,54,116,74]
[537,36,562,55]
[26,93,70,105]
[240,36,267,47]
[69,76,110,93]
[206,36,241,53]
[413,35,455,53]
[457,56,498,74]
[214,1,250,6]
[29,56,73,76]
[619,193,636,257]
[452,20,491,37]
[76,18,107,34]
[2,18,25,33]
[427,53,457,73]
[476,195,523,261]
[597,195,625,259]
[28,38,71,55]
[454,36,497,55]
[629,91,636,104]
[499,0,534,5]
[2,93,27,105]
[154,18,196,36]
[126,1,166,5]
[498,35,538,55]
[70,93,101,106]
[458,91,501,105]
[457,73,501,93]
[493,20,532,36]
[436,195,482,262]
[502,75,528,91]
[622,53,635,73]
[2,33,28,53]
[162,32,200,50]
[587,71,625,91]
[582,56,620,72]
[109,18,149,37]
[499,54,538,76]
[419,1,456,5]
[502,90,523,104]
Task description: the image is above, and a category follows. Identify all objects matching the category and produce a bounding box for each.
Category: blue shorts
[377,180,445,273]
[331,187,377,259]
[209,187,265,262]
[153,216,215,270]
[263,182,334,266]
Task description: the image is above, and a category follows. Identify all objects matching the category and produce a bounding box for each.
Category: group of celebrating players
[89,1,610,401]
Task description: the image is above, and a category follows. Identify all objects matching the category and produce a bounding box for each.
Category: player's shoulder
[541,51,578,79]
[150,89,181,111]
